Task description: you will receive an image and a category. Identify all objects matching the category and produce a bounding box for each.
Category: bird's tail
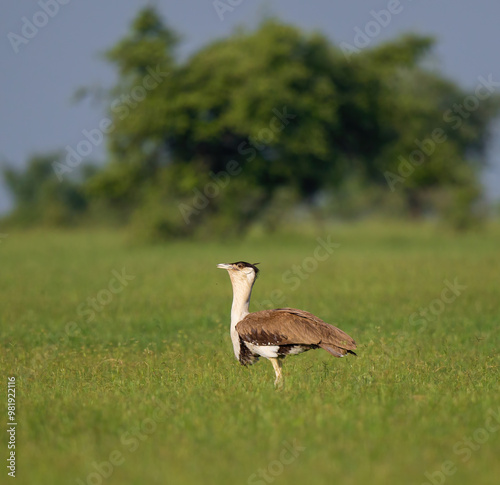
[320,344,357,358]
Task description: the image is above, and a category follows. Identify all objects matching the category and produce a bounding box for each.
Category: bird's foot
[274,375,284,390]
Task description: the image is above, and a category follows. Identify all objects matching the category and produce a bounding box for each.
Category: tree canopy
[4,7,499,236]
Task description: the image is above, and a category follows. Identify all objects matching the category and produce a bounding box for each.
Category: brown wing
[236,307,357,356]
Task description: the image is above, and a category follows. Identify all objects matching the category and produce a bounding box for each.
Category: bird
[217,261,357,387]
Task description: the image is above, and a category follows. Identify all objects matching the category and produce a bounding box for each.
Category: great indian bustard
[217,261,357,387]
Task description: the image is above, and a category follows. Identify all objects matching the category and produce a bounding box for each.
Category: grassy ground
[1,223,499,485]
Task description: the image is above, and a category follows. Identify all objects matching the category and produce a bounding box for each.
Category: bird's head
[217,261,259,287]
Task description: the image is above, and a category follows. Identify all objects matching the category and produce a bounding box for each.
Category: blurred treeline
[3,7,500,239]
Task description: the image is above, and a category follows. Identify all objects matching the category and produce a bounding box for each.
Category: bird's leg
[270,357,283,389]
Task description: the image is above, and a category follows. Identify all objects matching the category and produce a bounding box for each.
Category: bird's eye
[238,263,244,269]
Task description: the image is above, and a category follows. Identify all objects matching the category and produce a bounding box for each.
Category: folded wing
[236,307,357,357]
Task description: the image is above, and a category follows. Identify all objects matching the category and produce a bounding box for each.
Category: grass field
[1,223,499,485]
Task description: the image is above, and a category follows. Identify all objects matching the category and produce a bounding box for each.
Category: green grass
[1,223,499,485]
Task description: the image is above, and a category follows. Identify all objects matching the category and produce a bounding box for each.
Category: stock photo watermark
[52,66,170,181]
[178,106,296,224]
[76,268,135,322]
[384,74,500,191]
[409,278,466,332]
[340,0,410,60]
[213,0,245,21]
[7,0,72,54]
[422,406,500,485]
[76,398,172,485]
[254,235,340,310]
[6,377,17,478]
[247,440,305,485]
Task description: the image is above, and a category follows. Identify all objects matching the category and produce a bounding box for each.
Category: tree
[3,7,492,236]
[86,7,178,210]
[86,7,499,237]
[3,153,90,226]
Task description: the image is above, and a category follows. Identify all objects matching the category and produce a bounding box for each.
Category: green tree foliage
[6,7,499,236]
[86,7,498,237]
[3,153,90,226]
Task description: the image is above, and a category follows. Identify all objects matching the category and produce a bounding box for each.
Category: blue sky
[1,0,500,212]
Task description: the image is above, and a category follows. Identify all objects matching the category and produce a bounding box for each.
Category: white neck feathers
[229,275,254,327]
[227,272,255,360]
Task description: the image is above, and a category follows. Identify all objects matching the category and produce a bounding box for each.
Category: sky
[1,0,500,213]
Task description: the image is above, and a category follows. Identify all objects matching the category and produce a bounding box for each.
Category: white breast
[230,326,241,360]
[246,343,280,359]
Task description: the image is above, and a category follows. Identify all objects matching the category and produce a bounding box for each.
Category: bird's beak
[217,263,233,270]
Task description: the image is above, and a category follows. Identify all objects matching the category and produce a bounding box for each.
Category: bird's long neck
[228,276,255,360]
[230,278,254,328]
